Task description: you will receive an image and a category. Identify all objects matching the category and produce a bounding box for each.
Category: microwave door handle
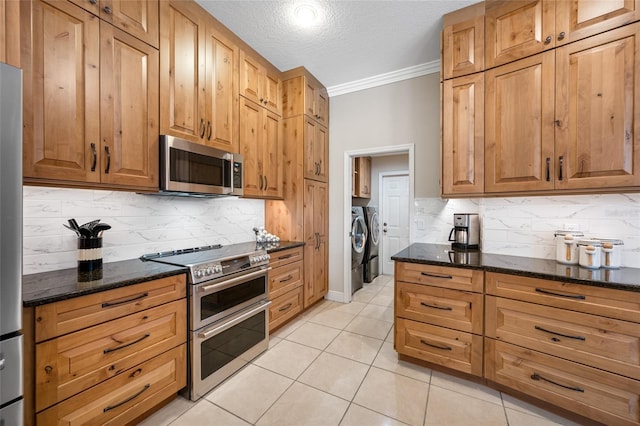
[198,300,272,339]
[199,268,271,294]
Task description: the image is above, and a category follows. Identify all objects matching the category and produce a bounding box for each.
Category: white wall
[23,186,264,274]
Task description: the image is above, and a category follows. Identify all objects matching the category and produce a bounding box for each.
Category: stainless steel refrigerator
[0,62,24,425]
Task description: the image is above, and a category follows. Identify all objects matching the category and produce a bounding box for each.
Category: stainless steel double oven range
[142,242,270,400]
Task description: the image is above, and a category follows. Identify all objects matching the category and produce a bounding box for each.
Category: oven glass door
[192,268,268,330]
[191,300,270,401]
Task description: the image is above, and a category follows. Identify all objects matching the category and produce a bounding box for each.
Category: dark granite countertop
[392,243,640,292]
[264,241,305,253]
[23,259,187,307]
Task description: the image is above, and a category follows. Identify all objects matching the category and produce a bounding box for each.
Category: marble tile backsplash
[23,187,264,274]
[412,194,640,268]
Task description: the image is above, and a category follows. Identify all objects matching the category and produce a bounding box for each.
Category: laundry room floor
[140,275,580,426]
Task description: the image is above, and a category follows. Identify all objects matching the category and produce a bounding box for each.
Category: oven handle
[198,300,272,339]
[198,268,270,294]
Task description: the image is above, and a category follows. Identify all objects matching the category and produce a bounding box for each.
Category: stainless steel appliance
[363,206,380,283]
[141,242,270,400]
[448,213,480,249]
[159,135,243,197]
[350,207,367,293]
[0,62,24,425]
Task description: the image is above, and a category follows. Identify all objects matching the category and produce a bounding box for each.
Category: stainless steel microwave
[160,135,243,197]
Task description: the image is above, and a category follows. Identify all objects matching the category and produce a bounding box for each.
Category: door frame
[379,171,410,276]
[342,144,414,302]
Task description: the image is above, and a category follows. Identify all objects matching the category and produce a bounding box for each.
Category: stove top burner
[140,244,223,261]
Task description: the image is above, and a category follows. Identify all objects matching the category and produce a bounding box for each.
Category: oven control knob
[195,269,204,279]
[205,267,213,275]
[215,265,222,273]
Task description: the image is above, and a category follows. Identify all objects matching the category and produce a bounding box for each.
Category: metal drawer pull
[534,288,585,300]
[104,146,111,174]
[280,275,294,283]
[420,302,453,311]
[90,143,97,171]
[278,254,293,260]
[104,333,150,354]
[534,325,585,341]
[278,303,292,312]
[530,373,584,393]
[420,339,452,351]
[420,272,453,279]
[103,384,150,412]
[102,292,149,308]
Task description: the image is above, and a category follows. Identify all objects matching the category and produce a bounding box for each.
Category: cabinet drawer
[35,274,187,342]
[269,287,304,332]
[36,299,186,412]
[269,260,303,299]
[396,262,483,293]
[485,339,640,426]
[37,344,186,426]
[486,272,640,323]
[395,318,483,376]
[486,296,640,381]
[396,282,483,334]
[269,247,303,269]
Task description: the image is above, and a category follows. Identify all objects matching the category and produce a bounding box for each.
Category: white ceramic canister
[577,239,603,269]
[554,230,584,265]
[594,238,624,269]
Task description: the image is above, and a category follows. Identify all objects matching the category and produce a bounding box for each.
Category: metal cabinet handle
[90,143,97,172]
[420,339,452,351]
[103,5,112,14]
[545,157,550,181]
[103,384,150,412]
[207,120,212,140]
[531,373,584,393]
[279,274,294,283]
[557,31,566,41]
[264,176,268,190]
[420,272,453,279]
[558,156,564,181]
[103,333,150,354]
[199,118,205,138]
[89,0,97,4]
[535,288,585,300]
[534,325,585,341]
[259,175,264,190]
[104,146,111,174]
[278,303,293,312]
[420,302,453,311]
[544,35,552,45]
[102,292,149,308]
[278,254,293,260]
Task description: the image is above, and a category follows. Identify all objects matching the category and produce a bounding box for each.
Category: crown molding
[327,60,440,97]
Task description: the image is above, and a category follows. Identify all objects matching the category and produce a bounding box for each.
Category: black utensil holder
[78,236,102,273]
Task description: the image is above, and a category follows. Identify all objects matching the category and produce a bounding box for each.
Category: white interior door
[381,174,410,275]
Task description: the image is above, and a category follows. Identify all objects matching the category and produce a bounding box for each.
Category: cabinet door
[99,0,159,48]
[556,0,640,46]
[22,0,101,183]
[555,23,640,190]
[442,73,484,195]
[263,67,282,115]
[100,22,159,189]
[262,110,282,198]
[239,97,263,197]
[485,52,555,193]
[204,27,238,152]
[239,50,261,104]
[315,124,329,182]
[315,89,329,125]
[303,118,319,180]
[303,180,328,308]
[356,157,372,198]
[442,14,484,79]
[303,77,316,117]
[0,0,20,67]
[485,0,555,68]
[159,1,205,143]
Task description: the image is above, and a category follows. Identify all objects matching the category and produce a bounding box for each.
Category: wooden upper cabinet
[353,156,371,198]
[442,73,484,195]
[99,21,159,188]
[555,23,640,190]
[485,0,555,68]
[442,2,485,79]
[485,51,555,193]
[282,72,329,125]
[1,0,20,67]
[240,50,282,116]
[69,0,159,48]
[22,0,101,183]
[303,118,328,182]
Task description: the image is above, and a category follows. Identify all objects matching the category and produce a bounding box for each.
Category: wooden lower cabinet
[268,246,304,331]
[395,262,484,293]
[269,287,304,332]
[486,339,640,426]
[37,345,186,426]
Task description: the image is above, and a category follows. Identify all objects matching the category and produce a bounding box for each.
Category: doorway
[380,172,410,275]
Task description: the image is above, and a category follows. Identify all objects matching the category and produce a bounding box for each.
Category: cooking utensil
[63,223,81,237]
[91,223,111,238]
[83,219,101,230]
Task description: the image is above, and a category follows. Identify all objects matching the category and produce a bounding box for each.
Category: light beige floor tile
[325,331,384,365]
[358,304,394,322]
[425,386,507,426]
[253,339,321,379]
[267,336,282,349]
[256,382,349,426]
[353,367,429,426]
[344,316,393,340]
[340,403,409,426]
[352,288,378,303]
[309,309,358,329]
[325,300,368,315]
[505,408,578,426]
[171,400,250,426]
[372,342,431,383]
[301,299,333,318]
[205,364,292,424]
[270,316,306,339]
[377,285,395,298]
[385,327,394,343]
[285,321,342,350]
[298,352,369,400]
[502,394,581,425]
[430,370,502,405]
[137,395,194,426]
[369,293,394,307]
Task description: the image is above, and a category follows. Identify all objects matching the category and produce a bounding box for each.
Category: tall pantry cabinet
[266,67,329,311]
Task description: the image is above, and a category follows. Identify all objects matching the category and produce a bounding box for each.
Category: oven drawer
[37,344,186,425]
[485,339,640,426]
[35,274,187,342]
[36,299,186,412]
[269,247,303,270]
[269,260,303,299]
[396,262,484,293]
[396,282,483,334]
[395,318,483,376]
[270,286,304,332]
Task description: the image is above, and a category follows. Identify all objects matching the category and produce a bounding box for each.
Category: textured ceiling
[195,1,478,90]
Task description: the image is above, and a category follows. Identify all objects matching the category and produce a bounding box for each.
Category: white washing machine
[351,207,367,293]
